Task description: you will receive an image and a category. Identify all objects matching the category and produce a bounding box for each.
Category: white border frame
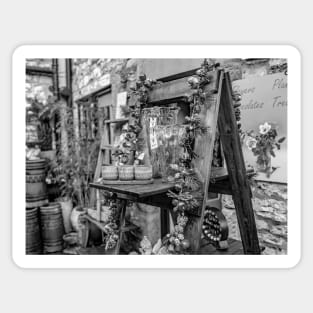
[12,45,301,268]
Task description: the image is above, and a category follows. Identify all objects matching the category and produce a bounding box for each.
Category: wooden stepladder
[183,70,260,254]
[148,67,260,254]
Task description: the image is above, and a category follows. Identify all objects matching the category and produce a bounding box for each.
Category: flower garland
[232,91,242,134]
[113,74,158,165]
[162,59,218,253]
[102,197,120,250]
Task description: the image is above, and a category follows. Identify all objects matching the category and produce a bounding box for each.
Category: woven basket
[102,165,118,180]
[135,165,153,180]
[119,165,134,181]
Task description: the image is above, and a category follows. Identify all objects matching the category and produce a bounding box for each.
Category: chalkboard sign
[232,72,287,183]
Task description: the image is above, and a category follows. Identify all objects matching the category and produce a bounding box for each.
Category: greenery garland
[113,74,158,165]
[105,74,159,249]
[162,59,219,253]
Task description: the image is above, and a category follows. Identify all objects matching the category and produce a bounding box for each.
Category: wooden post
[218,73,260,254]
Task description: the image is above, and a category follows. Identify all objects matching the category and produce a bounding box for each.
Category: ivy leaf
[270,150,276,157]
[278,137,286,143]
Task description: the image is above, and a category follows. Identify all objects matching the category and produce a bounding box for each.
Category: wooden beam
[26,66,54,77]
[149,77,190,104]
[217,72,260,254]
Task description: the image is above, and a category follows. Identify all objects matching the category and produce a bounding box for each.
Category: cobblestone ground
[222,182,287,255]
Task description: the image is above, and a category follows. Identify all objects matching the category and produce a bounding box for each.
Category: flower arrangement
[245,122,285,177]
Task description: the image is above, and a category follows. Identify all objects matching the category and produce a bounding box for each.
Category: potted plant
[46,102,100,235]
[244,122,286,177]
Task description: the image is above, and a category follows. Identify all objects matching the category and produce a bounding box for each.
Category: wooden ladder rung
[101,144,118,150]
[105,118,129,124]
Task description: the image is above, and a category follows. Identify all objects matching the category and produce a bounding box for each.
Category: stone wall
[222,58,288,255]
[26,58,52,68]
[25,74,53,106]
[72,58,126,101]
[223,183,287,255]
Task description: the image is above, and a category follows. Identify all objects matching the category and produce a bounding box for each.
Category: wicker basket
[102,165,118,180]
[135,165,153,180]
[119,165,134,181]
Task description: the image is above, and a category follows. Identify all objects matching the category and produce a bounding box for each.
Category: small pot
[119,165,134,181]
[135,165,153,180]
[102,165,118,180]
[63,232,78,246]
[56,197,73,234]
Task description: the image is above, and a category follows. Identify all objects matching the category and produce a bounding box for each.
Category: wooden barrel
[26,208,42,254]
[40,202,64,253]
[26,159,48,205]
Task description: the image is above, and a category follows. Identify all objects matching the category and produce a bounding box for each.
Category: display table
[88,167,255,242]
[89,178,175,239]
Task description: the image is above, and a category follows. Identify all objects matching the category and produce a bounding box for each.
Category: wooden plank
[113,200,127,254]
[199,238,243,255]
[90,123,109,205]
[99,179,154,185]
[149,77,190,104]
[104,118,129,124]
[184,70,224,253]
[83,214,138,234]
[217,72,260,254]
[90,179,175,199]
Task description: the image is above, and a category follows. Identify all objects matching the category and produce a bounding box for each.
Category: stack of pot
[26,159,48,209]
[25,158,49,254]
[39,202,65,253]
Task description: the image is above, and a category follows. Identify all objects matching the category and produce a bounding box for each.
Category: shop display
[23,58,269,257]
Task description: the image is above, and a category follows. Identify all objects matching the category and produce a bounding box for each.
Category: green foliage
[46,103,100,207]
[164,59,218,253]
[112,74,159,165]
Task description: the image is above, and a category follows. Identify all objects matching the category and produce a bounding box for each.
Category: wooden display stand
[86,67,261,255]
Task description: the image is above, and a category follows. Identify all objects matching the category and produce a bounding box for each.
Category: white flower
[178,234,184,241]
[245,137,257,150]
[259,122,271,135]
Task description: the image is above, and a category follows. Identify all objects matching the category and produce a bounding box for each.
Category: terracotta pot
[63,232,78,246]
[26,159,47,203]
[119,165,134,181]
[57,198,73,234]
[102,165,118,180]
[26,207,42,254]
[134,165,153,180]
[39,202,64,253]
[39,150,56,161]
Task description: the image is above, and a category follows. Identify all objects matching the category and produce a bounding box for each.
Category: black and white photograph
[3,1,311,311]
[21,53,292,260]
